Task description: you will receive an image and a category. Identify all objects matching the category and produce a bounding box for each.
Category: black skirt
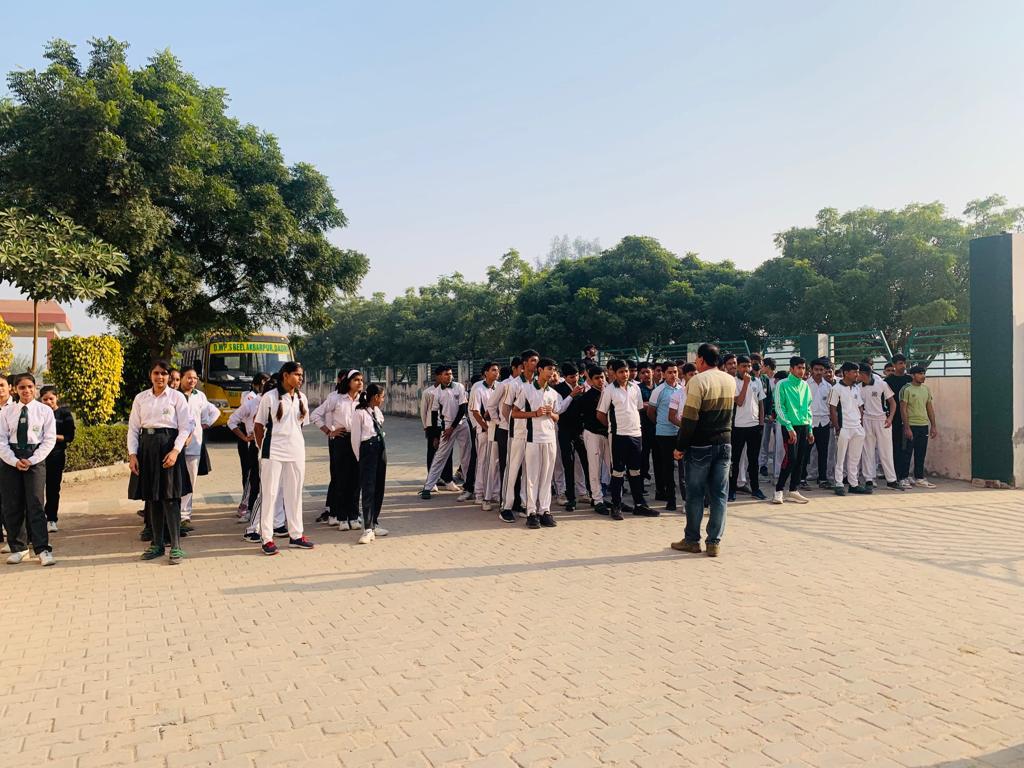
[198,441,212,476]
[128,431,193,501]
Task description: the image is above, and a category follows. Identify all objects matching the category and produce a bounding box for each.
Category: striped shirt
[674,368,735,450]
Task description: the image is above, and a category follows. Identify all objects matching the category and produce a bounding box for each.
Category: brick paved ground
[1,416,1022,768]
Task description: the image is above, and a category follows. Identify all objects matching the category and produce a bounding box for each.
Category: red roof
[0,300,72,332]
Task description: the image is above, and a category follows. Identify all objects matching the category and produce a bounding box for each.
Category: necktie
[371,411,384,438]
[16,405,29,450]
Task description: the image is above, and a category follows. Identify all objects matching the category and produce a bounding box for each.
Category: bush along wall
[65,424,128,472]
[48,335,124,426]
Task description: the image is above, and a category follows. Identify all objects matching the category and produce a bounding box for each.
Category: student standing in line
[756,357,777,478]
[234,374,269,519]
[420,365,471,499]
[351,383,388,543]
[637,362,656,490]
[313,369,363,529]
[729,355,767,502]
[129,360,192,565]
[578,366,611,515]
[511,357,561,529]
[0,376,11,553]
[597,359,655,520]
[492,360,520,516]
[828,362,870,495]
[900,365,938,488]
[552,362,588,512]
[857,364,902,491]
[646,361,682,511]
[885,354,914,486]
[668,362,698,503]
[806,358,833,488]
[40,386,74,533]
[178,366,221,532]
[469,362,501,510]
[254,362,314,555]
[420,368,455,489]
[772,357,814,504]
[228,374,285,542]
[310,369,347,524]
[0,373,57,566]
[499,350,539,522]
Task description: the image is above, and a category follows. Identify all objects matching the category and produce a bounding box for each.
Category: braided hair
[274,362,307,421]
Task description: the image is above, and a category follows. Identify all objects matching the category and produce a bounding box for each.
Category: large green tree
[0,38,367,377]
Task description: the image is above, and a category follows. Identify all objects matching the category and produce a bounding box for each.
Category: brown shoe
[706,542,720,557]
[671,540,702,553]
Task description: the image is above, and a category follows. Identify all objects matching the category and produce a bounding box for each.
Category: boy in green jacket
[772,356,814,504]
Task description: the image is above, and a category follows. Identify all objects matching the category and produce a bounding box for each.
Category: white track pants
[475,429,500,501]
[861,418,896,483]
[424,422,471,491]
[834,428,865,488]
[583,430,611,503]
[524,442,557,515]
[502,438,528,510]
[259,458,305,542]
[180,455,200,520]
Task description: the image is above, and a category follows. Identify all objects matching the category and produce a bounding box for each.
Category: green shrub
[48,336,124,425]
[65,424,128,472]
[0,320,13,373]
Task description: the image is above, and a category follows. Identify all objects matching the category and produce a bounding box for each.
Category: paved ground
[2,416,1023,768]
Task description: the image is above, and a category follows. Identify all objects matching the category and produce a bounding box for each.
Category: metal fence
[829,330,893,370]
[903,324,970,377]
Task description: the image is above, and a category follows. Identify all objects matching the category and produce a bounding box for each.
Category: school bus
[178,333,294,427]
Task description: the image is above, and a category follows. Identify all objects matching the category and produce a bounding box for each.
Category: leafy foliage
[48,335,124,426]
[0,321,14,374]
[65,424,128,472]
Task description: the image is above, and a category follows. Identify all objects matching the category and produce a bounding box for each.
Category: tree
[536,235,601,268]
[0,208,127,371]
[0,38,368,382]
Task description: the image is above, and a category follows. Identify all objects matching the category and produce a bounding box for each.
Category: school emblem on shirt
[32,425,41,435]
[162,407,173,418]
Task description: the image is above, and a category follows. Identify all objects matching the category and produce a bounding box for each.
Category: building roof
[0,300,72,334]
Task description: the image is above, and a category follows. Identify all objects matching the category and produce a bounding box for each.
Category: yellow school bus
[179,333,294,427]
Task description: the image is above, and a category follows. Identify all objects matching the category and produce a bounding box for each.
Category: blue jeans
[683,443,731,544]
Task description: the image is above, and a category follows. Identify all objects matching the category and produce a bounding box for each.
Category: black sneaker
[727,492,737,503]
[242,532,261,543]
[610,506,624,521]
[178,527,189,538]
[289,536,314,549]
[512,503,526,515]
[420,489,432,500]
[261,541,279,556]
[865,481,875,490]
[665,501,677,512]
[136,508,146,518]
[140,545,165,561]
[526,514,541,529]
[273,526,289,538]
[632,504,660,517]
[180,520,195,532]
[564,501,576,512]
[751,489,767,501]
[314,512,329,523]
[594,502,610,516]
[887,481,904,491]
[140,527,153,542]
[499,509,516,524]
[620,503,634,514]
[798,480,811,491]
[539,513,557,527]
[818,480,832,489]
[759,466,769,477]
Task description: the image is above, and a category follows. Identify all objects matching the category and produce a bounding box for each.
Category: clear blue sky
[2,0,1024,353]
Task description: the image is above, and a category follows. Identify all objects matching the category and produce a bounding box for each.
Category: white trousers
[259,458,305,542]
[474,428,500,501]
[861,418,896,483]
[834,428,865,488]
[583,430,611,503]
[424,421,471,490]
[524,442,557,515]
[245,490,286,536]
[502,438,528,510]
[180,454,200,519]
[759,422,786,477]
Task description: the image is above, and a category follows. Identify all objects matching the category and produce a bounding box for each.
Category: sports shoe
[759,466,769,477]
[168,548,185,565]
[349,519,363,530]
[665,500,677,512]
[499,509,516,524]
[261,541,278,556]
[47,521,58,533]
[916,479,937,489]
[706,542,720,557]
[373,526,388,537]
[610,506,624,521]
[671,540,702,553]
[906,478,918,487]
[443,482,460,492]
[632,504,660,517]
[751,489,767,501]
[564,500,576,512]
[39,550,55,566]
[865,481,875,490]
[242,532,261,543]
[136,508,146,517]
[289,537,314,549]
[539,513,557,527]
[579,495,593,506]
[899,478,913,489]
[358,529,376,544]
[178,527,189,538]
[886,481,904,491]
[525,514,541,529]
[457,491,473,502]
[327,516,339,527]
[273,526,289,538]
[140,527,153,542]
[595,502,611,516]
[785,491,810,504]
[771,491,784,504]
[798,480,811,491]
[736,485,750,495]
[481,501,493,512]
[420,489,432,500]
[140,546,165,561]
[620,503,634,514]
[180,520,194,532]
[7,550,29,564]
[834,485,847,496]
[818,480,832,489]
[314,512,329,523]
[849,484,871,495]
[727,491,737,503]
[555,494,568,506]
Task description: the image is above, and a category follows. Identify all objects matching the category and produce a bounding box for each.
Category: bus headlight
[210,399,229,409]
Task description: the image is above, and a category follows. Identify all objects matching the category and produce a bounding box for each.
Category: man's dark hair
[609,358,628,372]
[537,356,556,370]
[433,364,451,376]
[891,353,907,364]
[577,363,588,375]
[839,361,859,373]
[721,353,736,367]
[811,358,826,369]
[909,364,926,375]
[627,359,638,369]
[583,343,597,354]
[750,352,762,362]
[790,356,806,368]
[637,361,651,372]
[510,356,523,368]
[652,361,664,372]
[696,343,720,367]
[681,362,697,374]
[858,363,872,374]
[481,361,499,374]
[519,348,540,362]
[736,354,750,365]
[560,362,578,376]
[762,357,776,369]
[499,365,512,380]
[586,365,604,379]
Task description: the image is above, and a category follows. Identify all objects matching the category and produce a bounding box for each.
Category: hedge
[65,424,128,473]
[0,320,12,373]
[49,336,124,425]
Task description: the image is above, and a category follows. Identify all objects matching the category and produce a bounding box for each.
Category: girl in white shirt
[311,369,363,529]
[233,374,269,517]
[254,362,312,555]
[350,384,387,544]
[178,366,222,530]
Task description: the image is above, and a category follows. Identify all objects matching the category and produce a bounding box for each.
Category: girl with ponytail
[351,383,387,544]
[310,368,364,529]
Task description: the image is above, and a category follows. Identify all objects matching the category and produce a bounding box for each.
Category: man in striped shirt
[671,343,735,557]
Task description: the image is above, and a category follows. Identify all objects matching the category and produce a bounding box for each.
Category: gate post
[798,334,828,362]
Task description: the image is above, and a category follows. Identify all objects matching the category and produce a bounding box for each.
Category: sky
[2,0,1024,358]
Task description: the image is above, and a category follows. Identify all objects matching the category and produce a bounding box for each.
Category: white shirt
[828,382,864,431]
[513,382,560,443]
[350,406,384,460]
[181,389,221,456]
[669,384,687,415]
[420,384,439,429]
[434,383,468,428]
[469,380,496,430]
[733,377,766,428]
[504,376,531,441]
[0,399,56,467]
[127,387,192,454]
[597,380,644,437]
[859,374,894,421]
[327,393,360,432]
[808,378,833,428]
[227,394,261,435]
[310,391,343,429]
[255,389,310,461]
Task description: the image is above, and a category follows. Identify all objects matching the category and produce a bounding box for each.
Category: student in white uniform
[499,350,540,521]
[0,376,14,554]
[254,362,314,555]
[597,359,655,520]
[420,369,455,488]
[493,358,524,519]
[351,383,388,543]
[0,373,57,566]
[420,365,471,499]
[578,366,611,513]
[857,363,902,491]
[229,373,270,519]
[310,369,347,523]
[668,362,698,501]
[311,369,363,529]
[729,355,767,502]
[511,358,561,529]
[807,358,834,487]
[178,366,221,530]
[128,360,193,565]
[469,362,500,510]
[829,362,870,495]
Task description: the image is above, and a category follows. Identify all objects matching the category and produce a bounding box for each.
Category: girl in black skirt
[128,360,193,565]
[40,386,75,533]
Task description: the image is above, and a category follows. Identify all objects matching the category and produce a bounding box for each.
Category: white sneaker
[358,529,375,544]
[556,494,569,506]
[327,516,339,527]
[7,550,29,564]
[443,482,461,492]
[39,550,55,567]
[784,491,810,504]
[906,478,917,487]
[373,526,388,537]
[771,491,784,504]
[481,500,493,512]
[349,519,363,530]
[456,491,473,502]
[916,479,937,489]
[47,521,58,533]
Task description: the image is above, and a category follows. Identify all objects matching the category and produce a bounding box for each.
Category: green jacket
[774,373,812,431]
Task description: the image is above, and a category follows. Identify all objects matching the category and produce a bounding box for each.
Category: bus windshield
[207,351,291,389]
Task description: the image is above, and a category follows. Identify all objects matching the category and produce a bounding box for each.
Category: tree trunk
[30,299,39,373]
